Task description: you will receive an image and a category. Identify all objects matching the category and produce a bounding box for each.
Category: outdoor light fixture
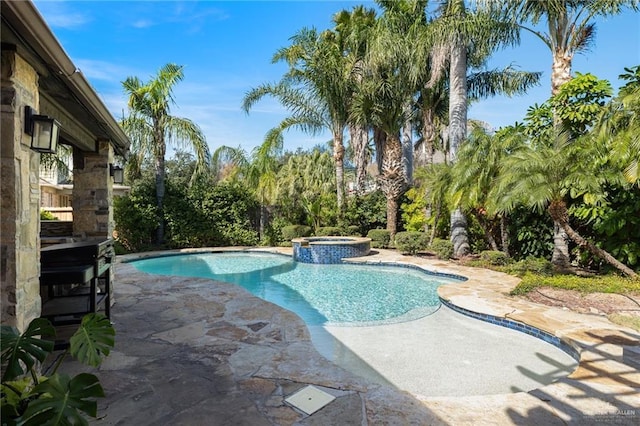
[25,106,61,154]
[110,164,124,184]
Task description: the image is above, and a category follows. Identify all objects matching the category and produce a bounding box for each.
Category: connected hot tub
[292,236,372,264]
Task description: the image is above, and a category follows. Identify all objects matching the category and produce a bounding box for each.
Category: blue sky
[33,1,640,156]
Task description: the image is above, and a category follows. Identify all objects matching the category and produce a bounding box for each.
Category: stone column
[1,48,43,330]
[72,140,114,239]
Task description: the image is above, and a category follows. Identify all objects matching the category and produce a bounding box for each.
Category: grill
[40,239,113,325]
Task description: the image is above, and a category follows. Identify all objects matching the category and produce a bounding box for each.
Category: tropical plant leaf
[1,318,55,382]
[69,314,115,367]
[17,373,104,426]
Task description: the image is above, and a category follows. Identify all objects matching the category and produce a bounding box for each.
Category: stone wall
[1,49,42,330]
[73,140,114,238]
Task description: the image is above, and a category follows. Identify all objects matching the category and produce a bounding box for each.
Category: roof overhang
[1,0,130,157]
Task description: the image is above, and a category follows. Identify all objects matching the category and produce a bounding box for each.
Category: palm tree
[121,63,209,244]
[428,0,524,257]
[498,0,639,95]
[595,66,640,186]
[277,149,336,232]
[212,130,283,240]
[333,5,377,195]
[450,123,527,254]
[243,27,353,214]
[350,3,424,236]
[491,126,637,278]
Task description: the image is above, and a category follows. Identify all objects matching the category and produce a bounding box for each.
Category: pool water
[130,252,459,326]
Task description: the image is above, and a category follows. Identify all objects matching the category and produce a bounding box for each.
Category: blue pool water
[130,252,460,326]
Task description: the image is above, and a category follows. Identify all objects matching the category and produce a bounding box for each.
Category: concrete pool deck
[59,247,639,425]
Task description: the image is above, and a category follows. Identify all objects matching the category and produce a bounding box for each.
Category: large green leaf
[17,373,104,426]
[69,314,114,367]
[1,318,55,382]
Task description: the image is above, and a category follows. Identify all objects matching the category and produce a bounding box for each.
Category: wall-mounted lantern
[110,164,124,184]
[24,106,61,154]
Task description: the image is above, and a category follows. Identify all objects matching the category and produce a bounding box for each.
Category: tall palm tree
[350,3,425,236]
[428,0,523,257]
[333,5,377,196]
[498,0,639,95]
[121,63,209,244]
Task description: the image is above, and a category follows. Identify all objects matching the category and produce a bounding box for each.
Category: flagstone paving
[58,247,639,425]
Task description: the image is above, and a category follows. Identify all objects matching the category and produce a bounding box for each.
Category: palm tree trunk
[377,133,406,237]
[551,221,571,267]
[473,211,498,251]
[551,50,572,96]
[154,124,166,244]
[333,132,346,213]
[500,214,510,257]
[448,37,470,257]
[350,124,369,195]
[548,200,637,278]
[402,103,413,184]
[451,207,470,257]
[421,107,436,166]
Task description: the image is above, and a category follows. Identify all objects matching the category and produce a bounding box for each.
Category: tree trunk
[550,50,573,264]
[500,214,510,257]
[448,38,470,257]
[377,133,406,238]
[451,208,470,258]
[350,124,369,196]
[386,197,399,237]
[551,221,571,267]
[421,106,437,166]
[548,200,638,278]
[259,205,268,241]
[401,103,413,184]
[154,122,166,244]
[551,50,572,96]
[333,131,345,213]
[472,211,498,251]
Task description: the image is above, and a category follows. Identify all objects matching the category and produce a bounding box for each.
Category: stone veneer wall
[73,140,114,238]
[1,49,42,330]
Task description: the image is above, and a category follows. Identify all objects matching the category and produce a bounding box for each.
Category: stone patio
[57,248,639,425]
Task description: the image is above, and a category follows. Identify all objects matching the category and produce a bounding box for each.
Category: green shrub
[502,256,554,277]
[394,231,428,255]
[480,250,511,266]
[316,226,342,236]
[113,190,158,252]
[400,188,427,232]
[40,209,58,220]
[346,225,361,236]
[367,229,391,249]
[281,225,312,241]
[430,238,454,260]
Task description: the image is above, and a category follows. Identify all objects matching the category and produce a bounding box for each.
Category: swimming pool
[129,252,461,326]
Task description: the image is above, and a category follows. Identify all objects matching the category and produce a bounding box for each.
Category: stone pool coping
[87,247,638,424]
